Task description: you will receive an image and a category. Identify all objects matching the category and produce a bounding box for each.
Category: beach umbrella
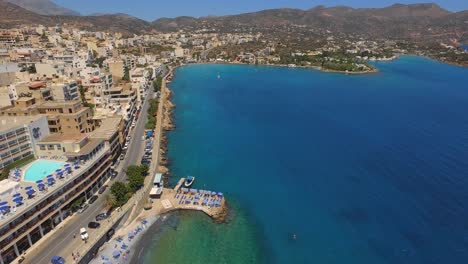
[47,174,54,178]
[112,250,120,258]
[25,186,33,190]
[128,231,134,238]
[0,201,8,206]
[55,169,61,172]
[211,191,217,196]
[217,192,223,197]
[36,180,43,184]
[64,164,71,167]
[0,205,10,211]
[13,197,23,203]
[12,193,21,197]
[26,189,35,196]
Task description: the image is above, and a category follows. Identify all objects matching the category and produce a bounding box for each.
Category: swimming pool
[23,160,66,182]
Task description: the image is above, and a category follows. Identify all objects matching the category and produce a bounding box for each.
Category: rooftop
[40,133,87,143]
[0,115,45,134]
[90,117,121,140]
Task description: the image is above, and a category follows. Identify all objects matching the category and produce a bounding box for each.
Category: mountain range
[6,0,79,16]
[0,1,467,43]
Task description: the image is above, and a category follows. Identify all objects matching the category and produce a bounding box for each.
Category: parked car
[98,185,108,194]
[80,227,88,240]
[96,213,109,221]
[106,228,115,241]
[77,203,89,214]
[88,195,98,204]
[88,221,101,229]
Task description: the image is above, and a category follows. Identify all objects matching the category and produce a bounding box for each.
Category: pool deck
[21,159,67,182]
[0,147,108,226]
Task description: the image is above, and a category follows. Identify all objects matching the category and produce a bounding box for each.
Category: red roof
[29,82,46,89]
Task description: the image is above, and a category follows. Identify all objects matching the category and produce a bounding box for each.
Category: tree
[106,194,117,209]
[110,181,130,207]
[153,77,162,92]
[126,165,145,192]
[140,164,149,176]
[128,173,144,193]
[123,66,130,81]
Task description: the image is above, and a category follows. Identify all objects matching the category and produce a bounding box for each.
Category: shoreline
[187,61,379,75]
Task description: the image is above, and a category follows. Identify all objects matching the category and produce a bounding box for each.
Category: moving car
[77,203,88,214]
[98,185,108,194]
[88,221,101,229]
[80,227,88,240]
[88,195,98,204]
[51,256,65,264]
[96,212,109,221]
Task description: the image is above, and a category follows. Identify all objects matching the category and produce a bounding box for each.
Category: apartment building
[0,100,94,134]
[0,115,49,170]
[50,80,79,101]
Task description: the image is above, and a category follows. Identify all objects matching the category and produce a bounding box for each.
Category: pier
[148,178,227,221]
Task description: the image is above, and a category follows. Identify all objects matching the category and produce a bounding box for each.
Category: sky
[54,0,468,21]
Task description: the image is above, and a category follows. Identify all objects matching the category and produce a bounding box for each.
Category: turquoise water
[23,160,66,182]
[142,56,468,264]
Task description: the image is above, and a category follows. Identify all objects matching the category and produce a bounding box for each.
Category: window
[39,145,46,150]
[48,145,54,150]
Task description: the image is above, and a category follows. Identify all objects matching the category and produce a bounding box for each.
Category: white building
[0,115,50,170]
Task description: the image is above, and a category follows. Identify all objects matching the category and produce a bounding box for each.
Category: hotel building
[0,133,112,264]
[0,115,49,170]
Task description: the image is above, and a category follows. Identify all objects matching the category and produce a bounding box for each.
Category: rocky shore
[158,79,176,186]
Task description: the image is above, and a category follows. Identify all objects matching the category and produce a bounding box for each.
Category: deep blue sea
[142,56,468,264]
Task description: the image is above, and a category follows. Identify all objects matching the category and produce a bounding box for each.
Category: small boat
[217,74,221,79]
[184,176,195,187]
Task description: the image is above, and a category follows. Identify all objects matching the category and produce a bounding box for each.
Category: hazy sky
[54,0,468,21]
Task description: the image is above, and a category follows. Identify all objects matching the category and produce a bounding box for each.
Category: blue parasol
[25,186,33,190]
[13,197,23,203]
[112,250,120,258]
[26,189,35,195]
[36,180,43,184]
[12,193,21,197]
[0,201,8,206]
[47,174,54,178]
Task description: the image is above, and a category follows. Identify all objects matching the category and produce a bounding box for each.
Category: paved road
[28,90,153,264]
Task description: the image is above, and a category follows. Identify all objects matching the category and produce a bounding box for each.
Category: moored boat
[184,176,195,187]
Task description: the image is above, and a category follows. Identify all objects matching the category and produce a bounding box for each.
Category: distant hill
[0,0,152,34]
[6,0,80,16]
[0,1,466,43]
[152,3,468,43]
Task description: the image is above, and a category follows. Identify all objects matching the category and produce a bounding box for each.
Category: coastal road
[24,90,153,264]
